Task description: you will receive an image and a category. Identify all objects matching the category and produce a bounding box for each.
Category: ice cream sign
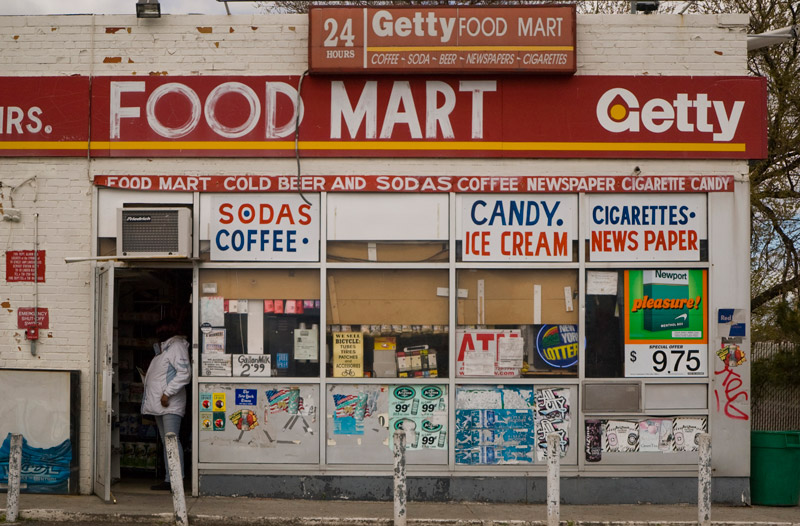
[210,194,320,261]
[587,194,706,262]
[458,195,576,262]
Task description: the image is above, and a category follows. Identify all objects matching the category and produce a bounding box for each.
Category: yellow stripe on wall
[2,140,745,154]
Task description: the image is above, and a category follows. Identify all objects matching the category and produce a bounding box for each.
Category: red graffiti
[714,362,749,420]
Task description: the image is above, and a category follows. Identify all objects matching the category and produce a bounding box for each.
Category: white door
[93,264,114,501]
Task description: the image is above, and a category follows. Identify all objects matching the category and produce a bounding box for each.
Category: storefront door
[93,264,115,502]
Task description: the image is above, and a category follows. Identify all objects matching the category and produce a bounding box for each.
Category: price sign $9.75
[625,345,707,377]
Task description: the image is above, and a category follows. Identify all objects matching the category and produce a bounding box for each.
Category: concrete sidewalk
[3,486,800,526]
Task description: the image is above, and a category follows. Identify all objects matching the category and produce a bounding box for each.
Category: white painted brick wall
[0,160,94,493]
[0,12,751,494]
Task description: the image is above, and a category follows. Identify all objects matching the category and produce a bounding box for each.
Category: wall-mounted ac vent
[116,208,192,257]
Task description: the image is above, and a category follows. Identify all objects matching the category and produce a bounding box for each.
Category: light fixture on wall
[136,0,161,18]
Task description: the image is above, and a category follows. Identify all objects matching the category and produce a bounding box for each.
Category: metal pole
[165,433,188,526]
[393,429,407,526]
[546,433,560,526]
[5,434,23,523]
[698,433,712,526]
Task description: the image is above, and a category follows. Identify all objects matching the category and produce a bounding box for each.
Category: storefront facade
[0,10,762,503]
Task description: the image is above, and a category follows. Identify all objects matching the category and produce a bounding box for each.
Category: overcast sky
[0,0,264,16]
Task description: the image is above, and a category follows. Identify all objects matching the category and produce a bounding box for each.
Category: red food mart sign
[0,75,767,160]
[89,75,767,160]
[0,77,90,157]
[308,6,576,74]
[93,174,735,194]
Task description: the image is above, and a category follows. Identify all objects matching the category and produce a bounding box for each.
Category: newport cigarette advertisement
[624,269,707,377]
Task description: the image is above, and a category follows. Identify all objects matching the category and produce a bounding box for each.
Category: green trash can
[751,431,800,506]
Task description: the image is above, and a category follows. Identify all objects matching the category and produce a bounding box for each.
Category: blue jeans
[155,414,184,482]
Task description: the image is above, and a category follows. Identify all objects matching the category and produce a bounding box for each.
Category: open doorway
[113,267,193,491]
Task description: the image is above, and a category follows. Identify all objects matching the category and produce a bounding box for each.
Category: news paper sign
[210,194,320,261]
[458,195,576,262]
[587,194,707,262]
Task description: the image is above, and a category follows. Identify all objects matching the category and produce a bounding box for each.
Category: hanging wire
[295,70,312,206]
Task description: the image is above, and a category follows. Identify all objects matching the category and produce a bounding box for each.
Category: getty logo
[596,88,744,142]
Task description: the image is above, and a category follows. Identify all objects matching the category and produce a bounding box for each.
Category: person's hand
[160,394,169,407]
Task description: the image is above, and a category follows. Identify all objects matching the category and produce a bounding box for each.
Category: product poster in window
[624,269,707,377]
[210,194,320,261]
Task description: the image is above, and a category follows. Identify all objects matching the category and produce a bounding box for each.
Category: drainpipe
[31,212,39,356]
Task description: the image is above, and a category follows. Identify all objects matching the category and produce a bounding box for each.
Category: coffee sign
[309,6,576,74]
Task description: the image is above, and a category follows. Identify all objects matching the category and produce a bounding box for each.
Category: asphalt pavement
[2,481,799,525]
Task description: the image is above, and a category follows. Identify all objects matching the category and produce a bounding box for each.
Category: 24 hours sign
[624,269,707,377]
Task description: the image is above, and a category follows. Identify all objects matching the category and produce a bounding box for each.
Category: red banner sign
[90,75,767,160]
[5,250,46,282]
[17,307,49,329]
[0,77,90,157]
[93,174,735,193]
[309,6,576,74]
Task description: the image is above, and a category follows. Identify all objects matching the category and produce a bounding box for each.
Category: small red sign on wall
[17,307,49,329]
[5,250,45,282]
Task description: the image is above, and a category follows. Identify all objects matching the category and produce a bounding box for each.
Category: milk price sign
[211,194,320,261]
[458,195,576,262]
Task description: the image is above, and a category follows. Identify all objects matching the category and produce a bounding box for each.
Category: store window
[198,269,321,378]
[456,269,579,378]
[325,269,449,378]
[585,269,708,378]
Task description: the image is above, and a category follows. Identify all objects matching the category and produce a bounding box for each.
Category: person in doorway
[142,318,191,491]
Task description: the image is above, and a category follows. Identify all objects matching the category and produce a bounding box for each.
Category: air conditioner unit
[117,208,192,258]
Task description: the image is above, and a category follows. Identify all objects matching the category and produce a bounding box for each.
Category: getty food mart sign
[307,5,577,74]
[0,75,766,160]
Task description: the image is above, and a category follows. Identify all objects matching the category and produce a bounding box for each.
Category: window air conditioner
[116,208,192,257]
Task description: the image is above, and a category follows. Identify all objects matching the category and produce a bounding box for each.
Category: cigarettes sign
[587,195,707,261]
[624,269,708,378]
[309,6,576,74]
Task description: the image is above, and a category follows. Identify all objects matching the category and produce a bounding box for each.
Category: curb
[4,510,800,526]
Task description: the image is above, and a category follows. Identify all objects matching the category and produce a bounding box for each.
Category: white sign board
[210,194,320,261]
[625,344,707,377]
[587,194,707,261]
[232,354,271,377]
[458,195,577,262]
[201,354,232,377]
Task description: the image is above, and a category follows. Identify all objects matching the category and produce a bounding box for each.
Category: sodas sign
[210,194,319,261]
[459,194,576,262]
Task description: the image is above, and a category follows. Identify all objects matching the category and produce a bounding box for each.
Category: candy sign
[211,194,319,261]
[587,194,706,261]
[459,195,576,261]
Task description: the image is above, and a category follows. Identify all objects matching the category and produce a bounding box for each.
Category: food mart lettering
[93,175,735,194]
[109,79,495,141]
